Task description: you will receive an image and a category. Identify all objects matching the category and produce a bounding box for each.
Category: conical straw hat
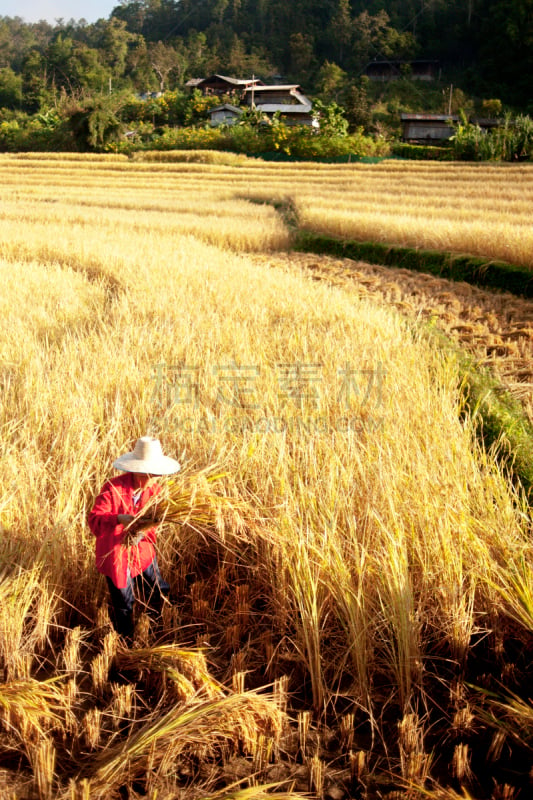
[113,437,180,475]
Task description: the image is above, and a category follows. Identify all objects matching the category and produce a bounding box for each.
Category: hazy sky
[1,1,117,24]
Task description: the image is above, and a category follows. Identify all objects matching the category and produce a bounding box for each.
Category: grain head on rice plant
[0,154,532,799]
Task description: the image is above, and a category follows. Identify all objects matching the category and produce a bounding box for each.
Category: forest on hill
[1,0,532,112]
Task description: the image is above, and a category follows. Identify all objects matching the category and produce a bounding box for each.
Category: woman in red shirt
[88,436,180,640]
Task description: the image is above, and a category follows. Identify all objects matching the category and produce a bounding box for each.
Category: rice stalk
[473,687,533,751]
[326,538,373,708]
[61,626,86,673]
[29,735,56,800]
[0,566,57,680]
[281,528,330,714]
[307,751,325,796]
[451,743,472,783]
[374,517,423,712]
[81,707,102,750]
[398,712,433,787]
[490,555,533,632]
[109,682,135,730]
[91,630,120,696]
[395,783,478,799]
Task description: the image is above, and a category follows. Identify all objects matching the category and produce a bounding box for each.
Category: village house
[208,104,243,126]
[243,84,316,127]
[401,113,459,142]
[401,113,501,143]
[189,75,316,128]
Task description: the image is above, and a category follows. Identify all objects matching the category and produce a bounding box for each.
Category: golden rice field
[249,252,533,423]
[1,152,533,800]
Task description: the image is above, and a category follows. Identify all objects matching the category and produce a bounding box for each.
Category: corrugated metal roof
[401,113,459,121]
[209,104,243,114]
[245,84,301,92]
[212,74,259,85]
[257,104,312,114]
[195,74,261,86]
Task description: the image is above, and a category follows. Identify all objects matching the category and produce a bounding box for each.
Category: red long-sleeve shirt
[87,472,161,589]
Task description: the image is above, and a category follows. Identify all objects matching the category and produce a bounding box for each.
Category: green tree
[63,93,124,150]
[125,34,155,89]
[476,0,533,106]
[46,33,76,91]
[482,98,502,118]
[185,31,209,76]
[0,67,22,109]
[316,60,347,102]
[149,40,183,91]
[313,98,349,136]
[97,17,135,79]
[112,0,152,34]
[226,34,272,77]
[21,49,48,112]
[328,0,353,64]
[351,10,416,72]
[344,78,371,132]
[288,32,316,78]
[70,43,112,92]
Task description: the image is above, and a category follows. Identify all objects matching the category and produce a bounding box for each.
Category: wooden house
[208,104,243,126]
[244,84,306,106]
[401,113,459,142]
[243,84,316,127]
[256,104,316,127]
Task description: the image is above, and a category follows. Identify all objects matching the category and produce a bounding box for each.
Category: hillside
[0,0,531,118]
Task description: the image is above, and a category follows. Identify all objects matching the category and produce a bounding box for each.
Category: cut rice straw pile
[87,691,285,791]
[114,643,224,700]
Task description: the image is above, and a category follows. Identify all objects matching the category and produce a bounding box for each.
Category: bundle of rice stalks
[87,691,285,793]
[0,676,71,742]
[125,466,253,545]
[114,644,224,700]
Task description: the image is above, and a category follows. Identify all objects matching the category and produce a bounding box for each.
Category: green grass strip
[450,341,533,499]
[293,231,533,299]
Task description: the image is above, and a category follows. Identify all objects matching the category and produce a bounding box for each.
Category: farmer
[88,436,180,640]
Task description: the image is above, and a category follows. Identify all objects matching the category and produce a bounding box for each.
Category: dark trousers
[106,557,169,640]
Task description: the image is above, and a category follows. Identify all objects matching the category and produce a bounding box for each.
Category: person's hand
[117,514,145,535]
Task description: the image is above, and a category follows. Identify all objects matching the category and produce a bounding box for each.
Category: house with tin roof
[243,84,316,127]
[401,113,459,142]
[208,104,243,126]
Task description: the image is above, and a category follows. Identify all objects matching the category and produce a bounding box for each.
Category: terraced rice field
[1,153,533,800]
[249,252,533,423]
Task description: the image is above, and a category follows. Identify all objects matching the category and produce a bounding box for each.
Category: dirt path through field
[249,251,533,422]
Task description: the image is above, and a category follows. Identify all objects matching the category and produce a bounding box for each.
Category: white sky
[1,1,117,24]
